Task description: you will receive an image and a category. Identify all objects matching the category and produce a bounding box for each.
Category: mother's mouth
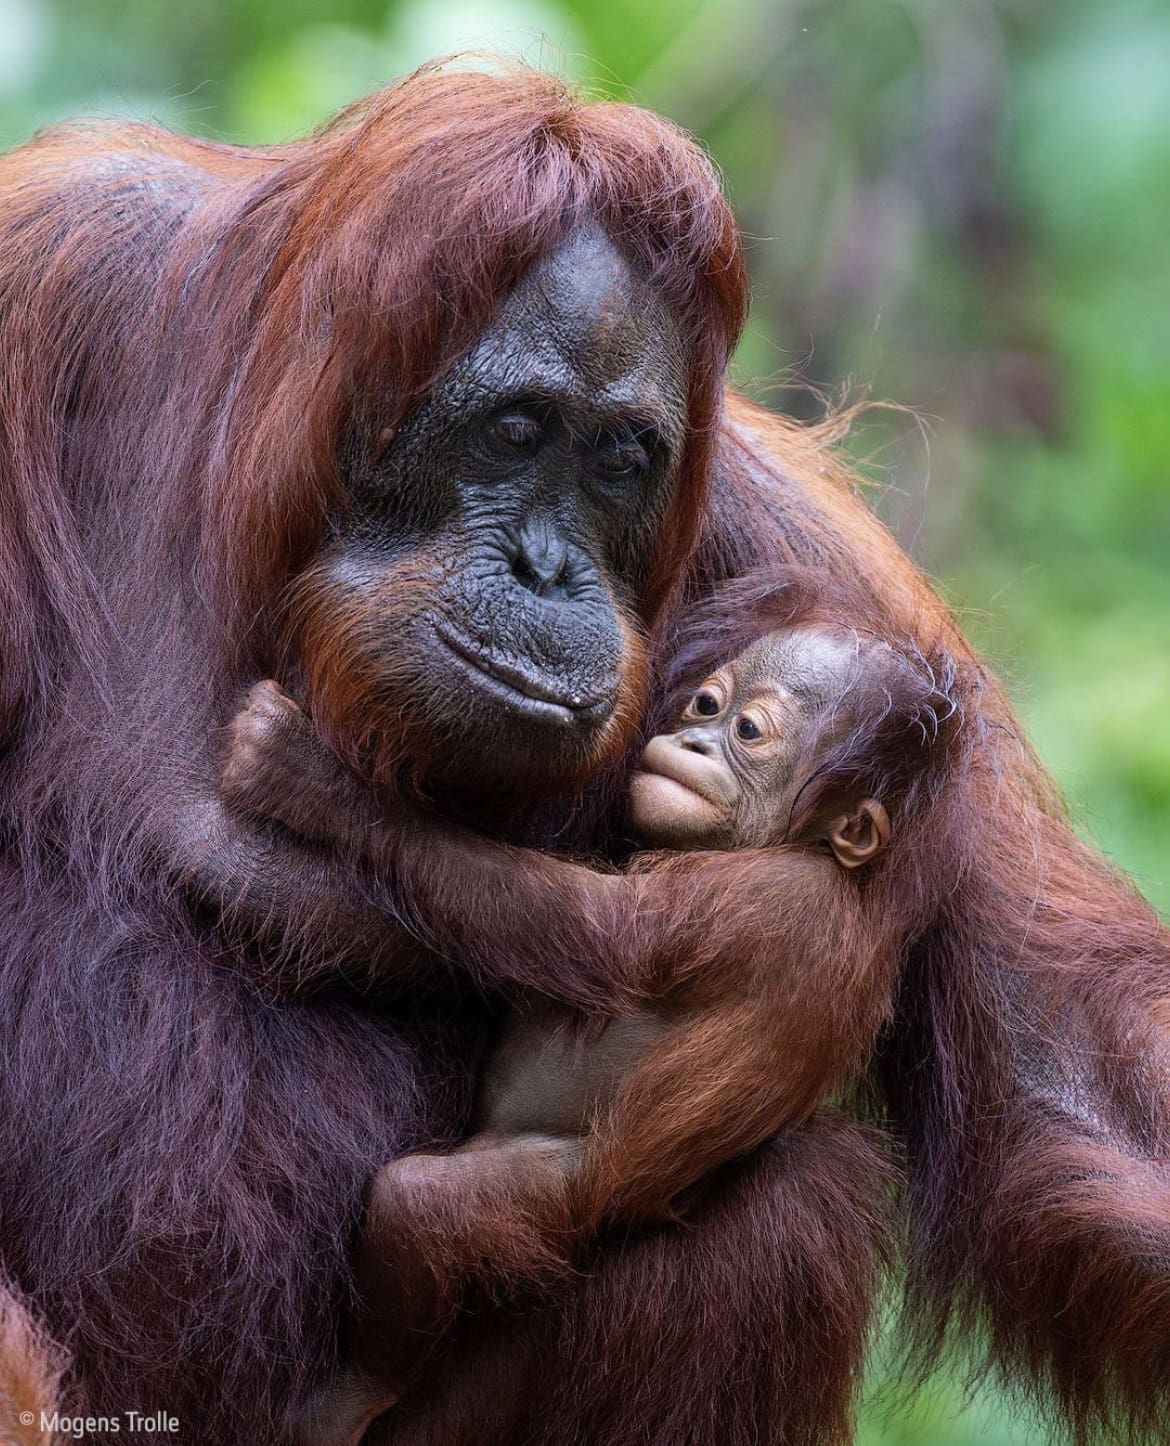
[433,624,615,728]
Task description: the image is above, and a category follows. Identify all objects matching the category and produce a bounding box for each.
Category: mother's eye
[594,434,650,481]
[488,411,543,453]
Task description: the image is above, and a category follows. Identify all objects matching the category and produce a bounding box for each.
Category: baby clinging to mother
[215,566,971,1445]
[2,61,1168,1446]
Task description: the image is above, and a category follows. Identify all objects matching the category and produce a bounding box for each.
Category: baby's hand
[222,679,307,802]
[220,680,350,842]
[222,680,436,857]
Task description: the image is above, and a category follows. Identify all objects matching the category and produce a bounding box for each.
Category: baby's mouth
[635,741,737,809]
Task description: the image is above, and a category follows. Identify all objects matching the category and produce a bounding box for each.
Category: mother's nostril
[513,519,569,597]
[513,554,563,592]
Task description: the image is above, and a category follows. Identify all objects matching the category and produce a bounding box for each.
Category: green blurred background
[2,1,1166,1440]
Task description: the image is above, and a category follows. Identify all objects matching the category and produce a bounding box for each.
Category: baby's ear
[827,799,891,869]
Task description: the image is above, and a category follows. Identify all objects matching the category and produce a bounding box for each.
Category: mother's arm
[718,393,1170,1432]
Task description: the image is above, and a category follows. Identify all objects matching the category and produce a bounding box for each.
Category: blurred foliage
[1,1,1167,1439]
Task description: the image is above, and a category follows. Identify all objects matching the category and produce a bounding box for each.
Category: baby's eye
[736,716,762,741]
[693,691,720,717]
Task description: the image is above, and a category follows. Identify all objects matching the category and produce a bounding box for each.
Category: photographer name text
[18,1410,179,1438]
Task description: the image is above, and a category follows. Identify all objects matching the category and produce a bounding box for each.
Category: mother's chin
[294,590,644,793]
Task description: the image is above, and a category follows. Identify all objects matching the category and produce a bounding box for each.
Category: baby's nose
[675,727,718,757]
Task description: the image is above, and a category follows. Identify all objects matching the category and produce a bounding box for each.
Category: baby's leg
[294,1134,583,1446]
[360,1134,586,1334]
[576,1003,797,1230]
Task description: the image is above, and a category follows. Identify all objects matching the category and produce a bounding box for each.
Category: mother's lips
[433,623,616,725]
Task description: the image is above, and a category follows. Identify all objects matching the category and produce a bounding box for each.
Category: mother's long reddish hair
[0,61,746,748]
[197,64,748,613]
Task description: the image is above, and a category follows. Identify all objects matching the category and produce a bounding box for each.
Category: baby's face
[628,625,863,849]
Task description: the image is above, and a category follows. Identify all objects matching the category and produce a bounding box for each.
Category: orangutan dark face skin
[629,626,891,862]
[302,227,690,789]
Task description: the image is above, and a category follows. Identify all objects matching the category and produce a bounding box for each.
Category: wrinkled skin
[163,227,700,1009]
[631,626,890,858]
[297,228,689,792]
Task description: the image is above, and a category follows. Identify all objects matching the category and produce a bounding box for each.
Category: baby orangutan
[221,608,964,1445]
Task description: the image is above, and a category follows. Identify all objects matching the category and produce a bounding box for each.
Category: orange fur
[0,1284,64,1446]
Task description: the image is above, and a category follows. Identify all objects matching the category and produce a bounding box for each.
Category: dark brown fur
[0,59,1166,1446]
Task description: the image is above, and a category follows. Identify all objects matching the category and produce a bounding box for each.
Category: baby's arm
[219,682,641,1011]
[166,789,434,997]
[229,673,889,1197]
[572,847,900,1227]
[219,682,899,1049]
[221,683,899,1138]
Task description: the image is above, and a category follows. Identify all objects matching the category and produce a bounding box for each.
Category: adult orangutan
[0,60,1168,1446]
